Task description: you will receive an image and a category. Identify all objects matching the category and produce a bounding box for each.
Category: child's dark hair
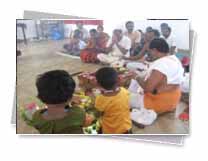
[95,67,118,90]
[149,38,169,53]
[36,70,75,104]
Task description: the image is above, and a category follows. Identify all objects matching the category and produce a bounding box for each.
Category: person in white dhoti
[97,29,131,64]
[129,38,184,112]
[128,38,184,125]
[124,29,160,77]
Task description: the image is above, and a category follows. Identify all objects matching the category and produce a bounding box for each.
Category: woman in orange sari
[97,25,109,48]
[133,38,184,113]
[80,28,108,63]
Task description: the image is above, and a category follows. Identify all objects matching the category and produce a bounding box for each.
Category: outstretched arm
[135,70,165,93]
[124,43,148,60]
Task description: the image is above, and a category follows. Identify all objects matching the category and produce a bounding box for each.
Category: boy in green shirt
[31,70,93,134]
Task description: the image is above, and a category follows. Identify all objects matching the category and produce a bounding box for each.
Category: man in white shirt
[97,29,131,64]
[160,24,177,54]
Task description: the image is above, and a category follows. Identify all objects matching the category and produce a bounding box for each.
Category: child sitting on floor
[63,29,86,56]
[95,67,132,134]
[31,70,93,134]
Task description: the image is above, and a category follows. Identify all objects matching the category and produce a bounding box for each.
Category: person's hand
[71,96,82,105]
[138,59,149,67]
[84,113,95,126]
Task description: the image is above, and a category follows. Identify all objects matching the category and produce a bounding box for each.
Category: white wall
[17,20,37,40]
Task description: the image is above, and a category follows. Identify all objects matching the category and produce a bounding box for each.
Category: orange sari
[144,88,181,113]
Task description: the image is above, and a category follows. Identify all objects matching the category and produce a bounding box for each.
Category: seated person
[144,29,160,61]
[130,29,146,56]
[97,25,110,46]
[160,24,177,54]
[132,38,184,113]
[97,29,131,64]
[95,67,132,134]
[137,29,160,61]
[125,29,160,72]
[132,35,145,57]
[80,29,107,63]
[124,21,141,56]
[30,70,94,134]
[63,29,86,56]
[70,21,89,42]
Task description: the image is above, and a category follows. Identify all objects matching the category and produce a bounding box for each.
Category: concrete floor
[16,39,189,134]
